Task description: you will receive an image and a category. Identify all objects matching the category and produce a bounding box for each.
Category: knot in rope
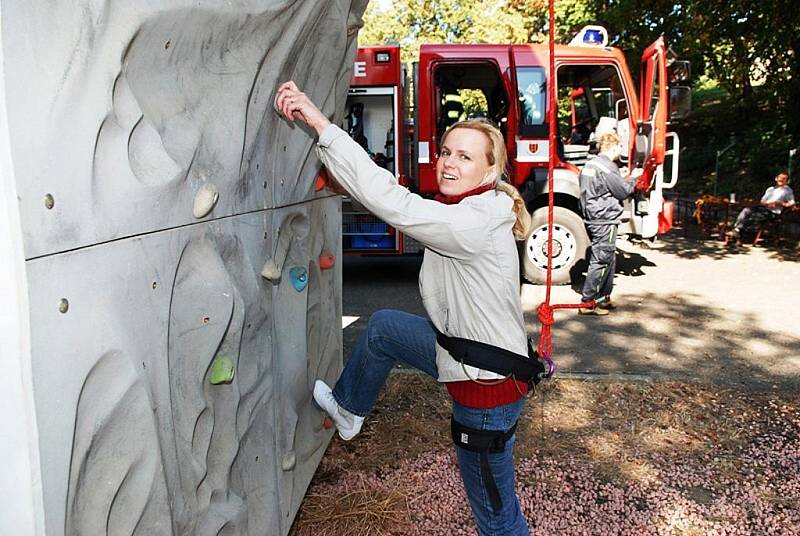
[537,302,554,327]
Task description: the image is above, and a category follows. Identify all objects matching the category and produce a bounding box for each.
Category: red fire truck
[341,26,690,284]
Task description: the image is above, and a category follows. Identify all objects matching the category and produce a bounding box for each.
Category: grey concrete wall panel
[25,200,343,535]
[2,0,366,533]
[3,0,365,260]
[267,201,343,523]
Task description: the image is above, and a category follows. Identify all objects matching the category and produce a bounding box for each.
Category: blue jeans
[332,309,531,535]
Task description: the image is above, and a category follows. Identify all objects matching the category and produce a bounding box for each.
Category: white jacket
[316,125,527,382]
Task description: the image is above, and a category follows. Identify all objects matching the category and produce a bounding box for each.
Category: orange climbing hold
[322,417,333,430]
[319,252,335,270]
[314,168,330,192]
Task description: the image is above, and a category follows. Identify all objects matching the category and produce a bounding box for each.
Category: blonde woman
[276,81,541,535]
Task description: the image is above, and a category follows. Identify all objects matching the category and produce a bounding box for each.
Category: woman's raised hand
[275,81,331,135]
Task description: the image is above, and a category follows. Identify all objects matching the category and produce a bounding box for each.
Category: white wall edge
[0,5,46,533]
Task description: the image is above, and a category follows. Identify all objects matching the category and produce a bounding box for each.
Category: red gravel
[291,377,800,535]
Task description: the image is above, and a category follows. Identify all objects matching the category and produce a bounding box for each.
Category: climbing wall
[0,1,367,534]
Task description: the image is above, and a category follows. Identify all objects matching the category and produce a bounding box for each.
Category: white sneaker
[313,380,364,441]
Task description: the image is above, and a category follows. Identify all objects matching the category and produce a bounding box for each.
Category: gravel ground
[293,376,800,535]
[291,233,800,535]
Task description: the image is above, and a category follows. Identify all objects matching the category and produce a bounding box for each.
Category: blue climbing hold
[289,266,308,292]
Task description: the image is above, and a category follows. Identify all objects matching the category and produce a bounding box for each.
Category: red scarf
[434,182,494,204]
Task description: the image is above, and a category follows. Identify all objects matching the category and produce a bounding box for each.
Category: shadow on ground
[653,224,800,262]
[526,290,800,391]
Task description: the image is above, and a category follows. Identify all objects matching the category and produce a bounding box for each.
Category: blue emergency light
[569,25,609,47]
[583,29,602,45]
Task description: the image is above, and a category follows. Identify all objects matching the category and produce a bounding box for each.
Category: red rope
[537,0,589,361]
[537,301,594,358]
[544,0,556,304]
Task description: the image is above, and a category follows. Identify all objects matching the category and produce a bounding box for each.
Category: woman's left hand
[275,81,331,136]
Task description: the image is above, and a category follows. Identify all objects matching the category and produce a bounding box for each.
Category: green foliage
[360,0,530,62]
[358,0,799,196]
[457,89,488,118]
[674,85,797,197]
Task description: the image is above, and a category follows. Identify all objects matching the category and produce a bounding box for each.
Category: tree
[357,0,799,190]
[359,0,530,62]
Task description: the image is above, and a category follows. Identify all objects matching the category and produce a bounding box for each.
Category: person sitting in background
[727,171,794,239]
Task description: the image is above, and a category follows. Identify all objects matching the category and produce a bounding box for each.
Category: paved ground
[342,233,800,390]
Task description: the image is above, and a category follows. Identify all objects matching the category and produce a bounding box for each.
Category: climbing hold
[260,216,304,283]
[192,183,219,219]
[261,259,281,282]
[208,355,235,385]
[314,169,329,192]
[322,417,333,430]
[289,266,308,292]
[281,451,296,471]
[318,252,335,270]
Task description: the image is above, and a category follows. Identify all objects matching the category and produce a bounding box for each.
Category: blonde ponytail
[495,181,531,241]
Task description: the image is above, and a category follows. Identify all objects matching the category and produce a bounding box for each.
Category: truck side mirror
[668,60,691,85]
[669,87,691,120]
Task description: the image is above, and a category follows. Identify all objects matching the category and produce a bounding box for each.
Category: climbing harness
[434,328,552,388]
[451,417,518,513]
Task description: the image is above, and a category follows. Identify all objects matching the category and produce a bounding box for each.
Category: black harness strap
[451,417,518,512]
[434,328,546,386]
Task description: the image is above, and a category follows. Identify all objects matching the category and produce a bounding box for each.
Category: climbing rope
[536,0,595,367]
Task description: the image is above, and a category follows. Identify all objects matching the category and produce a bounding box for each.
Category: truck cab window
[432,62,509,142]
[556,64,627,166]
[516,67,547,138]
[649,58,660,117]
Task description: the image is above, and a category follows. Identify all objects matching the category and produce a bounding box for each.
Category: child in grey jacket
[578,132,637,315]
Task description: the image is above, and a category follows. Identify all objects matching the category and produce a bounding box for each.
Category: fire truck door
[632,37,668,238]
[635,37,668,188]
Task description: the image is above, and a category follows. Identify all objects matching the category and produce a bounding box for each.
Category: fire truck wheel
[522,206,589,285]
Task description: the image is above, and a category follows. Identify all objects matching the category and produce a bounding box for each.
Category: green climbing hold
[209,355,235,385]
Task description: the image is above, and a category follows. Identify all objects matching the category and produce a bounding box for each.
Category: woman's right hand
[275,81,331,136]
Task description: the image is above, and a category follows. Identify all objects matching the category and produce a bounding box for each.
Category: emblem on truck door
[516,140,549,162]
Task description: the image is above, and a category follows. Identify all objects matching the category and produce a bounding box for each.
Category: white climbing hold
[261,259,281,281]
[281,451,296,471]
[192,183,219,219]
